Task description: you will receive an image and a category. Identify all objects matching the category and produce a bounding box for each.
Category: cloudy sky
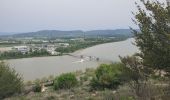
[0,0,166,32]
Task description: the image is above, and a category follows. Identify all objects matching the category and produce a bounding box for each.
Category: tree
[132,0,170,75]
[120,56,154,99]
[54,73,78,90]
[0,61,23,99]
[119,1,170,99]
[90,63,129,90]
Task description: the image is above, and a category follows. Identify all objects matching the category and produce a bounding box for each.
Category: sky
[0,0,167,32]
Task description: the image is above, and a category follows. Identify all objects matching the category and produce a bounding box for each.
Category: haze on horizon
[0,0,166,33]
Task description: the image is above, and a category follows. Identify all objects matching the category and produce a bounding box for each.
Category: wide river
[7,38,139,81]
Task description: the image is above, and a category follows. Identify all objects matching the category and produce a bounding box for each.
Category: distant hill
[11,30,84,38]
[1,29,134,38]
[85,29,133,37]
[0,32,15,36]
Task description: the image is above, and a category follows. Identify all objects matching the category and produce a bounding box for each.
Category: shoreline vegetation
[55,38,128,54]
[0,49,51,60]
[0,37,128,60]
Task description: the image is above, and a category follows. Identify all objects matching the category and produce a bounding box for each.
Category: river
[7,38,139,81]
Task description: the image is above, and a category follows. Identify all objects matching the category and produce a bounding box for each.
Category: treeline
[56,42,97,53]
[56,38,126,53]
[0,49,50,60]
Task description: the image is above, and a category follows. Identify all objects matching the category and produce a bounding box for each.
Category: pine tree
[133,0,170,74]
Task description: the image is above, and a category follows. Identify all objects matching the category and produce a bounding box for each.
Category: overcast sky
[0,0,166,32]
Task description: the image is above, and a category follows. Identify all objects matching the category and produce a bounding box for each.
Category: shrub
[80,75,88,82]
[90,63,127,90]
[0,61,23,99]
[54,73,78,90]
[32,79,42,92]
[33,83,42,92]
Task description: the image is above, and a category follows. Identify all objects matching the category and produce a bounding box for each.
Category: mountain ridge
[0,29,135,38]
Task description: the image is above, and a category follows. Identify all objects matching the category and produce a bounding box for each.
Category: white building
[45,45,59,55]
[13,46,29,54]
[58,43,69,47]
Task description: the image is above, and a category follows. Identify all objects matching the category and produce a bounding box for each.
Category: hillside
[1,29,134,38]
[0,32,15,36]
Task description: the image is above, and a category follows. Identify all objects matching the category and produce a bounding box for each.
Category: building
[58,43,69,47]
[46,45,59,55]
[12,46,29,54]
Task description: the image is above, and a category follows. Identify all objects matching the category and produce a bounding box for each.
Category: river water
[7,38,139,81]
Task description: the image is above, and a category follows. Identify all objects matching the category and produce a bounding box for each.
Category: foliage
[120,55,151,81]
[54,73,78,90]
[120,56,152,99]
[55,38,125,53]
[132,0,170,74]
[33,83,42,92]
[0,49,50,60]
[119,0,170,99]
[90,63,129,90]
[29,49,50,56]
[0,61,23,99]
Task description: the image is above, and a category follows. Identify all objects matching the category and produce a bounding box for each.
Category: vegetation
[118,0,170,99]
[120,56,152,99]
[56,38,126,54]
[32,79,42,93]
[33,83,42,92]
[90,63,129,90]
[0,61,23,99]
[0,49,50,60]
[5,67,136,100]
[4,61,169,100]
[2,0,170,100]
[54,73,78,90]
[0,38,128,59]
[132,0,170,74]
[1,29,133,39]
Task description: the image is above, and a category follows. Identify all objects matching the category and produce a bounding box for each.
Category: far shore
[3,38,130,61]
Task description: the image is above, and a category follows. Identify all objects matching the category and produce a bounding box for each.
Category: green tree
[90,63,128,90]
[0,61,23,99]
[120,56,154,99]
[119,1,170,99]
[33,83,42,92]
[54,73,78,90]
[132,0,170,74]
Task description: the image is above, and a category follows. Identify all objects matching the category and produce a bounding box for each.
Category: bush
[33,83,42,92]
[32,79,42,92]
[54,73,78,90]
[0,61,23,99]
[90,63,127,90]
